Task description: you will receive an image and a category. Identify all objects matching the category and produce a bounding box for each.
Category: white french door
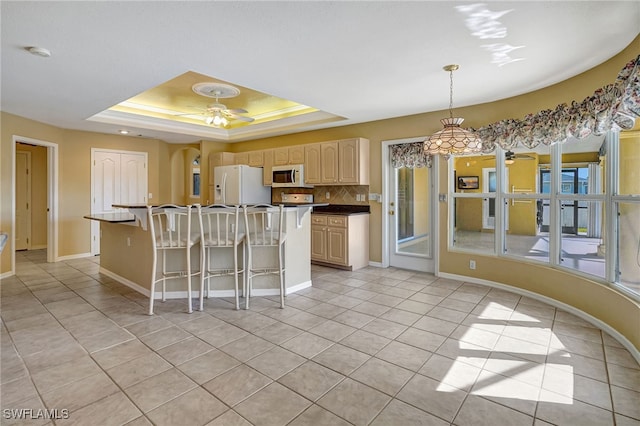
[91,149,147,254]
[482,167,509,230]
[386,145,435,273]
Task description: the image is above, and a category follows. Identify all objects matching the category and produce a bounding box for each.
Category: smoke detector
[27,46,51,57]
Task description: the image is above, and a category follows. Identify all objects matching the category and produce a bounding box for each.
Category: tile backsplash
[272,185,370,205]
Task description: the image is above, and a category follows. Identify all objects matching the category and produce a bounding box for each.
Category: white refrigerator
[213,165,270,205]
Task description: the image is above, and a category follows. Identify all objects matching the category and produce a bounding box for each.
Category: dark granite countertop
[311,204,371,215]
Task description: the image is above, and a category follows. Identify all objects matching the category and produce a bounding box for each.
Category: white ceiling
[2,1,638,144]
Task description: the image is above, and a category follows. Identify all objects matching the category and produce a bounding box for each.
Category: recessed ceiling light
[27,46,51,57]
[118,130,129,134]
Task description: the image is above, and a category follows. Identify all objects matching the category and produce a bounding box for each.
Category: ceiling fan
[185,82,255,127]
[505,150,535,164]
[483,151,536,164]
[201,99,255,127]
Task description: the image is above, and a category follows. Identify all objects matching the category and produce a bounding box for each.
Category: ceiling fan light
[505,159,515,165]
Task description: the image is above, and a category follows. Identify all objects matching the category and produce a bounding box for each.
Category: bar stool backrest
[148,204,195,249]
[198,204,242,247]
[243,204,285,247]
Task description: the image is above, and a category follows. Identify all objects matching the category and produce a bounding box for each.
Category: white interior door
[91,150,147,255]
[120,153,147,204]
[388,164,435,272]
[15,151,32,251]
[482,167,508,230]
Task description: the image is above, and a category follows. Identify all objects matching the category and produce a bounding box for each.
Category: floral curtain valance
[391,142,433,168]
[467,55,640,153]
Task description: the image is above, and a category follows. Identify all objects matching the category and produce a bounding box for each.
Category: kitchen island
[85,205,319,303]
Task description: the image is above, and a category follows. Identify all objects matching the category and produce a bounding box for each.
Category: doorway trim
[11,135,59,274]
[381,137,439,273]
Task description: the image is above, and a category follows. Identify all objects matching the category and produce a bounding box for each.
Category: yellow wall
[1,35,638,348]
[0,113,174,265]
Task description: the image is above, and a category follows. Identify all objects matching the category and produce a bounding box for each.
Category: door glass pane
[617,202,640,295]
[395,167,430,257]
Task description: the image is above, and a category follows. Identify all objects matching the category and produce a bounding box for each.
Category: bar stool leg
[278,245,285,309]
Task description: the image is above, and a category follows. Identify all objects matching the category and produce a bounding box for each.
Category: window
[450,130,639,300]
[192,167,201,197]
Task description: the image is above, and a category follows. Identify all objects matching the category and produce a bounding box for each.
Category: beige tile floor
[1,249,639,426]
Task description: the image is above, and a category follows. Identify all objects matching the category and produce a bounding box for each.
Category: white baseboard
[30,244,47,250]
[251,280,312,297]
[438,272,640,365]
[0,270,15,279]
[57,252,92,261]
[99,267,150,297]
[100,267,312,300]
[368,261,384,268]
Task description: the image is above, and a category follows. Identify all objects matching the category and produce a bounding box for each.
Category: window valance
[391,142,433,168]
[471,55,639,153]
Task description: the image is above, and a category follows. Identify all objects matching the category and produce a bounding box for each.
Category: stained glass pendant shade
[424,65,482,157]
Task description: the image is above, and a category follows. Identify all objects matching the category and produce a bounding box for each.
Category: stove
[281,193,314,204]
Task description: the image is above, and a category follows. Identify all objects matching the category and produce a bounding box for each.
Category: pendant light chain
[424,63,482,156]
[448,69,454,119]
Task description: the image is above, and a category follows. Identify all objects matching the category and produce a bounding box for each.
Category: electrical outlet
[469,260,476,270]
[326,192,330,199]
[148,192,153,199]
[126,237,131,247]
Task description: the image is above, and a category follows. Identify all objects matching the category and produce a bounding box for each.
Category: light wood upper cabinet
[209,152,235,184]
[226,137,369,186]
[234,153,249,165]
[263,150,274,186]
[248,151,264,167]
[304,144,321,184]
[304,138,370,186]
[288,146,305,164]
[338,138,369,185]
[274,148,289,166]
[321,142,339,184]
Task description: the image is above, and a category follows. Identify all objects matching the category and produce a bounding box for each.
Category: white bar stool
[243,204,286,309]
[147,204,200,315]
[197,204,245,311]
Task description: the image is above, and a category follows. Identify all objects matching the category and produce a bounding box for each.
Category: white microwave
[272,164,305,187]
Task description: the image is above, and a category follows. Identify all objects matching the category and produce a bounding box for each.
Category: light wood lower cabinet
[311,213,369,270]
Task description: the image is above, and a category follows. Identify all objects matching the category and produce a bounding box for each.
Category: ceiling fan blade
[224,108,248,114]
[227,114,255,122]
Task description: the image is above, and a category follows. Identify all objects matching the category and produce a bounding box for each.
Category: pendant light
[424,65,482,157]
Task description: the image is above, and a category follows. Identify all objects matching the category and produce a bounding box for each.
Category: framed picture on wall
[457,175,479,189]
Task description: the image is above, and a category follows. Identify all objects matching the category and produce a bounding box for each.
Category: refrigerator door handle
[222,173,227,204]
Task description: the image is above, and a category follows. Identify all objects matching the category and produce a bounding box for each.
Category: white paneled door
[91,149,147,255]
[15,151,31,251]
